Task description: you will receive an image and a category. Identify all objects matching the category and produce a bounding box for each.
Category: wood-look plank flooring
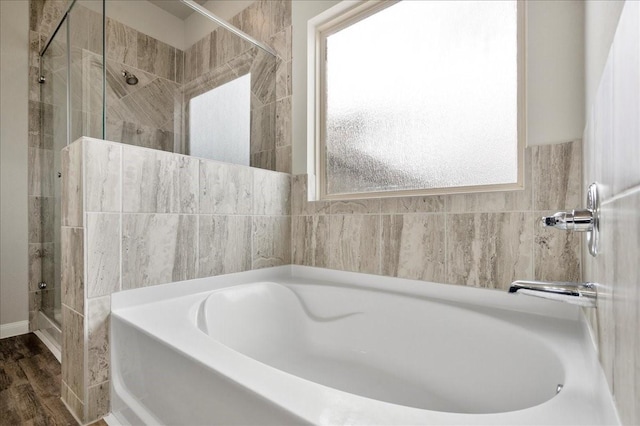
[0,333,107,426]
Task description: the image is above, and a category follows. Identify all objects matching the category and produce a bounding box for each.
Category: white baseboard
[0,320,29,339]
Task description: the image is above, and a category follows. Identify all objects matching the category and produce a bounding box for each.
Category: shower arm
[180,0,278,57]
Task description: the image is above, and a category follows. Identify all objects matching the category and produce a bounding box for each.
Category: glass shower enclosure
[35,0,105,347]
[34,0,277,348]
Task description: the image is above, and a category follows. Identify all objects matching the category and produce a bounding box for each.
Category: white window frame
[311,0,526,201]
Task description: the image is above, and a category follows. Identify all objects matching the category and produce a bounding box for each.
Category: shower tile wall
[583,2,640,425]
[104,19,183,152]
[182,0,291,172]
[292,140,583,290]
[60,137,291,423]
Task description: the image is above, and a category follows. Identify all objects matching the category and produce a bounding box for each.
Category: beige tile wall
[60,137,291,423]
[583,2,640,424]
[292,140,583,290]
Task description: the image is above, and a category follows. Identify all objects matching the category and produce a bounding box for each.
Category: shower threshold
[36,311,62,362]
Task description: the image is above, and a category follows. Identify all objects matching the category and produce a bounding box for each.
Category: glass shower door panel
[39,20,68,327]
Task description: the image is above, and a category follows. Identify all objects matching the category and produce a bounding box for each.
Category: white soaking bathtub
[110,266,618,425]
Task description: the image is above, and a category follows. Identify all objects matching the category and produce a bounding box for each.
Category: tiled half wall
[60,137,291,423]
[292,140,584,290]
[28,0,293,331]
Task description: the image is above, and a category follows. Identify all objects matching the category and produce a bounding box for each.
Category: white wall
[291,0,588,173]
[584,0,624,114]
[0,0,29,331]
[526,0,585,146]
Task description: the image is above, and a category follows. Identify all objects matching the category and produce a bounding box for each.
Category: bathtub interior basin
[196,281,565,414]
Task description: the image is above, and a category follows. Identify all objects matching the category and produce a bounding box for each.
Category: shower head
[122,70,138,85]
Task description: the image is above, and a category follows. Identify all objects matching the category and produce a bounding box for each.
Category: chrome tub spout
[508,280,597,307]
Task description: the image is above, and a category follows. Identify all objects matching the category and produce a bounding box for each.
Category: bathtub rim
[112,265,582,322]
[110,266,619,425]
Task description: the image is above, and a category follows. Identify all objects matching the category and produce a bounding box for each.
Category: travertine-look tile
[86,214,120,298]
[87,296,110,387]
[123,146,198,213]
[28,148,54,197]
[62,141,83,227]
[446,212,533,289]
[592,201,615,391]
[382,214,446,282]
[328,215,380,274]
[106,18,137,67]
[61,227,84,314]
[250,150,275,171]
[271,0,292,34]
[611,5,640,195]
[608,191,640,426]
[275,60,292,101]
[195,35,211,78]
[276,146,292,174]
[28,196,54,243]
[534,211,581,282]
[533,140,582,210]
[184,44,197,83]
[275,96,291,147]
[380,195,445,214]
[252,216,291,268]
[214,26,252,66]
[87,381,110,422]
[61,306,84,400]
[136,33,176,82]
[291,174,330,215]
[199,160,252,214]
[250,50,277,105]
[292,216,329,268]
[122,79,180,130]
[270,26,292,61]
[251,102,275,153]
[239,0,272,44]
[68,4,102,54]
[198,216,251,277]
[122,214,197,289]
[61,381,84,423]
[331,199,380,215]
[29,243,54,292]
[85,140,121,212]
[253,169,290,215]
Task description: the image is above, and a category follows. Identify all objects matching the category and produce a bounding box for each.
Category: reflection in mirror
[189,74,251,165]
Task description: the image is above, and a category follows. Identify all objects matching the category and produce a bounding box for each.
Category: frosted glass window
[321,0,521,197]
[190,74,250,165]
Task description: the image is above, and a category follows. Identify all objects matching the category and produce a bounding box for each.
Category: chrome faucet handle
[508,280,597,307]
[540,209,593,231]
[540,183,601,257]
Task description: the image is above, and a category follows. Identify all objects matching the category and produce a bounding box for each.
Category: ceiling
[147,0,207,20]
